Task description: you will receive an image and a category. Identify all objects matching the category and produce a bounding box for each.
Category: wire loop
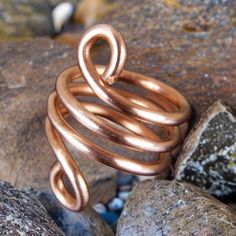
[45,24,191,211]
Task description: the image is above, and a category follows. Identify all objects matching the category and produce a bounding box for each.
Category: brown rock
[117,180,236,236]
[175,101,236,199]
[96,0,236,119]
[0,38,116,204]
[0,180,64,235]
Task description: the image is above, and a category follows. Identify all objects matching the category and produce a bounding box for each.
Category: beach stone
[0,180,64,235]
[117,180,236,236]
[98,0,236,119]
[0,38,116,204]
[0,0,80,40]
[30,190,114,236]
[0,1,54,39]
[175,101,236,199]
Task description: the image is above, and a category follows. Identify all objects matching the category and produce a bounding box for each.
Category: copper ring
[45,24,191,211]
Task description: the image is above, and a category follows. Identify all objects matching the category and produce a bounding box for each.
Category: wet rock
[98,0,236,119]
[32,190,114,236]
[117,180,236,236]
[0,180,63,235]
[175,101,236,199]
[0,38,116,204]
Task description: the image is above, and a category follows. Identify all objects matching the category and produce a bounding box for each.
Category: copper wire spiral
[45,24,191,211]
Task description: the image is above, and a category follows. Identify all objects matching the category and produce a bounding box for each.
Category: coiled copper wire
[45,24,191,211]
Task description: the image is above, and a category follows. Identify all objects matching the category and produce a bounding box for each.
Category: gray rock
[0,180,64,235]
[31,190,114,236]
[117,180,236,236]
[93,203,107,214]
[175,101,236,199]
[118,191,130,201]
[0,38,116,205]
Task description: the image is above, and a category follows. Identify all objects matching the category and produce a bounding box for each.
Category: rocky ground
[0,0,236,235]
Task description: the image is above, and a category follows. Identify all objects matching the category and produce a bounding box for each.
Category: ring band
[45,24,191,211]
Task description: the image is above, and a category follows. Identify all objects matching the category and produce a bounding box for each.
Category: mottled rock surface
[175,101,236,199]
[0,0,80,40]
[0,1,53,39]
[0,180,64,235]
[117,180,236,236]
[98,0,236,119]
[30,190,114,236]
[0,38,116,204]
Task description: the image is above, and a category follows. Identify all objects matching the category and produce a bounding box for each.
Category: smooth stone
[117,180,236,236]
[108,198,124,212]
[31,190,114,236]
[0,38,117,205]
[96,0,236,120]
[118,191,130,201]
[0,180,64,235]
[93,203,107,214]
[175,101,236,199]
[118,185,132,192]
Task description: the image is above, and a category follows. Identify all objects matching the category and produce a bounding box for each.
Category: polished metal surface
[45,24,191,211]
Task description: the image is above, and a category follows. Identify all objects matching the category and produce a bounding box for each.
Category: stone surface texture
[175,101,236,199]
[31,190,114,236]
[117,180,236,236]
[0,180,64,235]
[0,0,80,40]
[0,38,116,204]
[97,0,236,119]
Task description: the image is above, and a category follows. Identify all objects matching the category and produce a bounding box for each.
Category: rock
[117,180,236,236]
[32,190,114,236]
[175,101,236,199]
[0,180,64,235]
[100,212,120,230]
[0,1,54,39]
[0,0,80,40]
[97,0,236,119]
[118,191,130,201]
[108,198,124,212]
[93,203,107,214]
[0,38,116,204]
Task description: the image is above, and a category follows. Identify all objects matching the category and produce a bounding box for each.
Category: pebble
[108,198,124,211]
[118,191,130,201]
[52,2,74,33]
[93,203,107,214]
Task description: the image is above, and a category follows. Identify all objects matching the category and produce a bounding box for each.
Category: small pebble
[119,185,131,192]
[93,203,107,214]
[108,198,124,211]
[118,191,130,201]
[52,2,74,33]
